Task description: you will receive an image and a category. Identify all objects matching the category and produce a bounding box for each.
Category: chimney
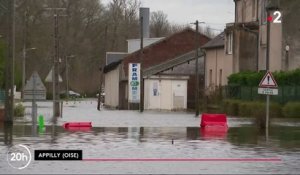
[139,7,150,38]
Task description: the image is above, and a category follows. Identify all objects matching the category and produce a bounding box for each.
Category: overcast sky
[102,0,235,33]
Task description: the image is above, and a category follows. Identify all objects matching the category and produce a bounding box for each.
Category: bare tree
[2,0,216,95]
[150,10,170,37]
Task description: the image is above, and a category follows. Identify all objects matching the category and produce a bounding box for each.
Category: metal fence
[223,85,300,104]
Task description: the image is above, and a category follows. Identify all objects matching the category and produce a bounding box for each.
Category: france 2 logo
[268,11,282,23]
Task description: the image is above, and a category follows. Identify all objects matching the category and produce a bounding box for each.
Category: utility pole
[191,20,204,117]
[65,55,75,99]
[195,20,199,116]
[65,56,69,99]
[53,11,60,118]
[4,0,15,123]
[97,25,108,111]
[139,16,144,113]
[21,10,27,100]
[265,8,271,140]
[45,6,66,119]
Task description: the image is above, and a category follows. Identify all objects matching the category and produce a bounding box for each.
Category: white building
[127,38,164,53]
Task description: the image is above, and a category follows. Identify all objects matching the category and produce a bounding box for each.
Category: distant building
[202,32,233,92]
[106,52,128,65]
[127,38,164,54]
[228,0,300,72]
[104,28,210,110]
[143,50,201,110]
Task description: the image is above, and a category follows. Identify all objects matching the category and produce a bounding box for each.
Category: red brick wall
[123,28,210,76]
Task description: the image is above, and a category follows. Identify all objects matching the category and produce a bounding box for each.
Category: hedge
[282,102,300,118]
[228,69,300,86]
[222,99,282,118]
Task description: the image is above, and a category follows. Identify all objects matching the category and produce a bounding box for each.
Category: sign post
[128,63,141,106]
[258,71,278,134]
[24,71,47,135]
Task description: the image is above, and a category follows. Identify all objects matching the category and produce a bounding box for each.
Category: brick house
[104,28,210,109]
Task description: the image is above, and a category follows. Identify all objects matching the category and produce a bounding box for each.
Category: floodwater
[0,120,300,174]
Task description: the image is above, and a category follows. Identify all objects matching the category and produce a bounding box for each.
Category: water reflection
[1,124,300,150]
[2,122,13,145]
[1,123,300,173]
[200,127,228,139]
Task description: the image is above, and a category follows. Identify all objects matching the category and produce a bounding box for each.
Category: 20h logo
[7,144,32,169]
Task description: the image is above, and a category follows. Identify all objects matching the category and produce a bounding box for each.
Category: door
[149,80,161,109]
[172,80,186,109]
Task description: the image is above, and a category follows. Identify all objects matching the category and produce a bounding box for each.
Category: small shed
[144,75,189,110]
[143,50,204,110]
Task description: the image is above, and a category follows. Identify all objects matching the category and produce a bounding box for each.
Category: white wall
[104,66,120,108]
[144,76,188,110]
[127,38,164,53]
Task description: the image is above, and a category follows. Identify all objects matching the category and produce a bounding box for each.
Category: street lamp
[22,47,36,100]
[65,55,75,99]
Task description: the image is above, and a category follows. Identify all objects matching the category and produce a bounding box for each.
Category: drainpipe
[233,0,237,73]
[234,0,237,23]
[256,0,259,71]
[256,0,259,22]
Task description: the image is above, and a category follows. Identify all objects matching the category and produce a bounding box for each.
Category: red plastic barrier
[200,113,228,128]
[63,122,92,128]
[64,126,91,132]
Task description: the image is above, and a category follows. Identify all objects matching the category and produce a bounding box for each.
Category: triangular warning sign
[45,66,63,83]
[24,71,46,91]
[259,71,278,88]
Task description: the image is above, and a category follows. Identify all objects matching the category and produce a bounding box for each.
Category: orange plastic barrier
[200,113,228,128]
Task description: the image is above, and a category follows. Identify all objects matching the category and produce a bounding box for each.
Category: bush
[14,103,25,117]
[282,102,300,118]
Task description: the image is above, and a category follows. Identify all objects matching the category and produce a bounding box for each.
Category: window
[209,69,213,86]
[226,32,233,55]
[219,69,223,86]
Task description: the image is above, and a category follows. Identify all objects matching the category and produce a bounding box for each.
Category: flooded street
[1,100,300,174]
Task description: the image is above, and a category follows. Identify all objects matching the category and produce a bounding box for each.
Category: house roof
[201,32,225,49]
[106,52,127,65]
[143,49,204,77]
[103,60,122,73]
[122,28,211,77]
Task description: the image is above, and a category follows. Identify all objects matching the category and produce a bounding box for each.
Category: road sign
[45,67,63,82]
[259,71,278,88]
[24,72,46,100]
[258,88,278,95]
